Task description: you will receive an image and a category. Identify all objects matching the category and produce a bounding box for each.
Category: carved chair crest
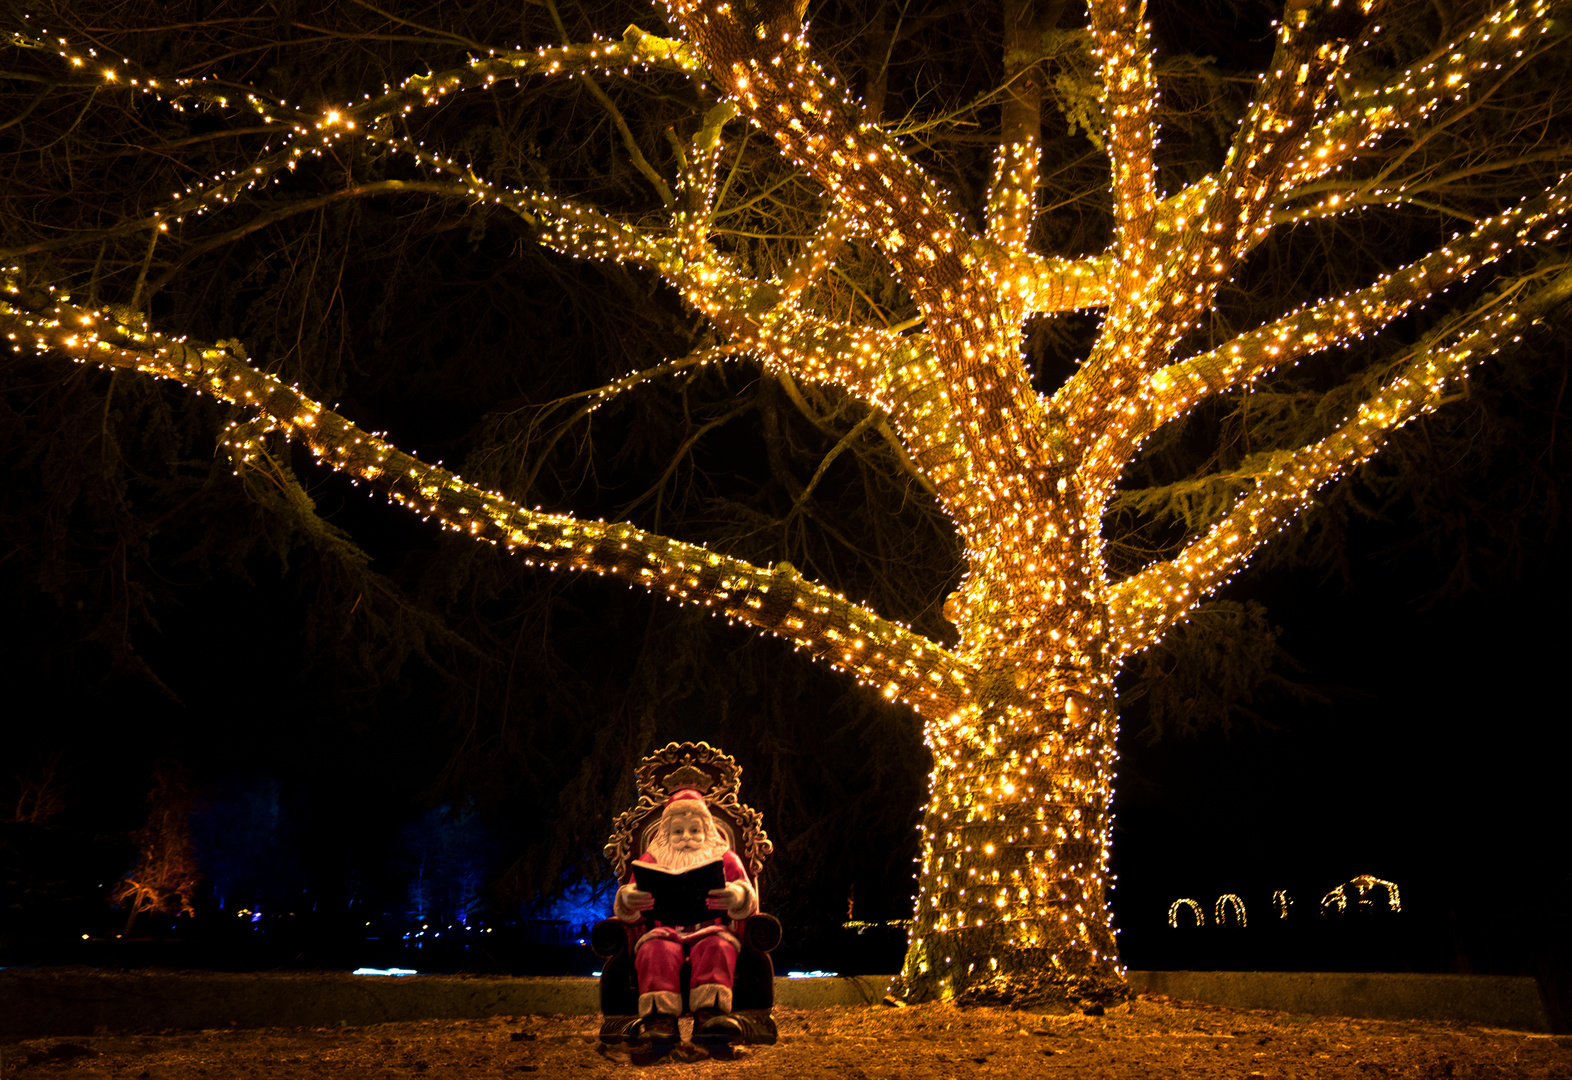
[603,741,773,883]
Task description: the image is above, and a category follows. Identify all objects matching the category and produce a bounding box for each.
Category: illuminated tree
[3,0,1568,1004]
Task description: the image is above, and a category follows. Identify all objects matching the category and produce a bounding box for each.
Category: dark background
[1114,527,1571,988]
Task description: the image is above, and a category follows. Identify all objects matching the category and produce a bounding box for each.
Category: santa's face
[665,811,708,853]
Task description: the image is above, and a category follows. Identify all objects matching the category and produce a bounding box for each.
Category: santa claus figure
[614,789,757,1046]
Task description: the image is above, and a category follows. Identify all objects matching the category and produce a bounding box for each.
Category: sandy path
[4,994,1567,1078]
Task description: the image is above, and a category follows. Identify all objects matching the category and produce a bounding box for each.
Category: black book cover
[631,859,727,926]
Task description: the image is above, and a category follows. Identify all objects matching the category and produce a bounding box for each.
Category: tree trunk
[122,889,146,937]
[900,676,1126,1008]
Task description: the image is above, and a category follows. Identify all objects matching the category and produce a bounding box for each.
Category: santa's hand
[615,883,655,921]
[707,883,746,912]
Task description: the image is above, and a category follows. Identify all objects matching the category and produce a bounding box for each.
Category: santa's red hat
[663,789,711,817]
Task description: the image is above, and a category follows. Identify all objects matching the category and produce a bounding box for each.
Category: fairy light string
[1322,874,1402,914]
[1215,894,1247,928]
[5,0,1567,1004]
[1168,899,1205,928]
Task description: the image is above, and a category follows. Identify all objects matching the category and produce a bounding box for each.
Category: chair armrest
[743,912,782,952]
[590,917,635,958]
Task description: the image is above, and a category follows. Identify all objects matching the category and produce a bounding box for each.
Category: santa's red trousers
[635,934,736,1002]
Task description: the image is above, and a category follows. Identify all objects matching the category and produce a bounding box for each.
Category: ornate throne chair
[591,741,780,1046]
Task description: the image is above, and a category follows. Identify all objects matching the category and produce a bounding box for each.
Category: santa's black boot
[637,1012,680,1048]
[693,1008,744,1049]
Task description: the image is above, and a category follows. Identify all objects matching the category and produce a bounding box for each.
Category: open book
[631,858,727,927]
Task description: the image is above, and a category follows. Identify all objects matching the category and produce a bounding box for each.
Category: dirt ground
[3,994,1568,1079]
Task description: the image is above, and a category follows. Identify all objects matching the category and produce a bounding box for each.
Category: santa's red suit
[614,799,757,1017]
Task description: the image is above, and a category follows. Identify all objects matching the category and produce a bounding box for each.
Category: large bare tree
[4,0,1569,1005]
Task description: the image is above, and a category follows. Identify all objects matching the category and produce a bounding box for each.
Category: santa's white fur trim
[639,990,682,1017]
[689,983,732,1012]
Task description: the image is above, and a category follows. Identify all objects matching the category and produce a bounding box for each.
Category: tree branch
[665,0,1060,543]
[674,101,741,252]
[791,405,883,513]
[999,248,1114,315]
[0,276,979,716]
[2,21,706,261]
[744,310,979,504]
[1107,259,1572,657]
[1087,0,1159,299]
[541,0,673,207]
[375,135,669,270]
[1281,0,1567,193]
[1134,171,1572,440]
[1066,2,1356,437]
[1053,0,1568,495]
[499,347,747,498]
[778,205,859,302]
[986,0,1065,251]
[139,180,484,303]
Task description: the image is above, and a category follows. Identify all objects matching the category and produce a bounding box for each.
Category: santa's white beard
[647,831,730,872]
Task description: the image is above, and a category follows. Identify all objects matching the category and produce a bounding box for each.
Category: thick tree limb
[0,277,978,715]
[1051,0,1569,499]
[999,249,1114,315]
[1087,0,1159,290]
[743,311,978,505]
[1058,5,1355,458]
[665,0,1064,550]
